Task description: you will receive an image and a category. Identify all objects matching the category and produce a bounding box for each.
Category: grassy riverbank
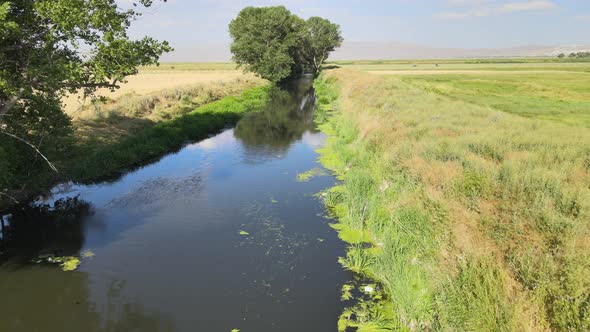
[69,84,270,181]
[1,77,268,209]
[315,69,589,331]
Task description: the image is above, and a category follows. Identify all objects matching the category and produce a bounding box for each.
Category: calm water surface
[0,78,349,332]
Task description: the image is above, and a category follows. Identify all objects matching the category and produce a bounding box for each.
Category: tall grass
[315,69,590,331]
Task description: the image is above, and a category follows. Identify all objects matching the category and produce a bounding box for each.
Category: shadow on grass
[69,85,270,184]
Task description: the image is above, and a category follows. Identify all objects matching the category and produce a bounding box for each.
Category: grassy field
[315,64,590,331]
[63,63,251,115]
[403,72,590,127]
[330,58,590,73]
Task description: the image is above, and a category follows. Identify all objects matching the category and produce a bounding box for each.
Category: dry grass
[64,66,264,146]
[316,68,590,331]
[63,64,255,115]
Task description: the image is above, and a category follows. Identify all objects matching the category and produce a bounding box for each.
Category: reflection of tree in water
[234,77,318,162]
[0,198,176,332]
[0,196,91,260]
[0,267,175,332]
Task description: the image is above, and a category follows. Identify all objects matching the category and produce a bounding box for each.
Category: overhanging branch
[0,131,58,173]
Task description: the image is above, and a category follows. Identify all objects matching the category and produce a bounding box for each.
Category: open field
[402,72,590,127]
[315,67,590,330]
[63,63,251,115]
[331,60,590,74]
[334,60,590,127]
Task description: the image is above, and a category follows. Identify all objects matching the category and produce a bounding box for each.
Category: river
[0,77,349,332]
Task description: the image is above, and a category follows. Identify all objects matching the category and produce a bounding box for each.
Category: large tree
[299,17,343,75]
[0,0,170,199]
[229,6,305,84]
[229,7,342,82]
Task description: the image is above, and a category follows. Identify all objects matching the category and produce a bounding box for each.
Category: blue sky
[120,0,590,59]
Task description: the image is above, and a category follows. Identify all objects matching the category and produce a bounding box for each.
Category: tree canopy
[0,0,170,197]
[229,6,342,83]
[299,17,343,75]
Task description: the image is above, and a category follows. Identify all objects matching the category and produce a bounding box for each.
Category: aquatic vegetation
[81,250,95,258]
[341,284,354,301]
[32,255,81,272]
[60,257,81,272]
[296,168,327,182]
[238,230,250,236]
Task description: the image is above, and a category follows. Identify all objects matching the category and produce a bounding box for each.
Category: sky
[119,0,590,60]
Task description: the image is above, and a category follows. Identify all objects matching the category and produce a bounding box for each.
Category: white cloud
[447,0,492,7]
[575,15,590,21]
[435,0,557,19]
[434,9,491,19]
[499,1,557,13]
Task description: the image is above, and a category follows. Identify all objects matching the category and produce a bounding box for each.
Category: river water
[0,78,349,331]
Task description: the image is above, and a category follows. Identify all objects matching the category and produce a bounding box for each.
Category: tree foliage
[0,0,170,198]
[299,17,343,75]
[229,6,304,84]
[229,6,342,83]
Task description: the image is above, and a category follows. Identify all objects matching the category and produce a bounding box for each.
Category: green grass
[315,69,590,331]
[70,85,270,181]
[0,82,270,209]
[402,72,590,127]
[330,59,590,73]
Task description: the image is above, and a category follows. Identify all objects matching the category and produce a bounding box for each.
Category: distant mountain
[330,42,590,60]
[160,42,590,62]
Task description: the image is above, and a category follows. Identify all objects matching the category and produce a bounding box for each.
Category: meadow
[315,61,590,331]
[331,58,590,73]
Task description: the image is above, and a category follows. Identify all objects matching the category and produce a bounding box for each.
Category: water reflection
[234,77,318,163]
[0,267,175,332]
[0,76,348,332]
[0,197,91,261]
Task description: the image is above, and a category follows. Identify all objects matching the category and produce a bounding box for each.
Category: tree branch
[0,131,58,173]
[0,192,19,204]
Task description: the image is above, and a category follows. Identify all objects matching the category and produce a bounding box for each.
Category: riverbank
[1,79,269,210]
[315,69,589,331]
[0,76,350,332]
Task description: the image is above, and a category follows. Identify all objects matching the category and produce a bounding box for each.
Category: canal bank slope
[314,69,590,331]
[1,80,269,211]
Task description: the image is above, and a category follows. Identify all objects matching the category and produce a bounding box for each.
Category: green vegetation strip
[70,85,270,181]
[314,70,590,331]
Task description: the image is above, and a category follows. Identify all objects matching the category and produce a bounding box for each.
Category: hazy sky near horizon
[121,0,590,59]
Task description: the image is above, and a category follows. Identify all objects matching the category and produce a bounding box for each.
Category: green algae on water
[296,168,327,182]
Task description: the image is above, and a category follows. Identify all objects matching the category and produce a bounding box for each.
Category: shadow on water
[0,197,91,264]
[0,76,349,332]
[0,267,176,332]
